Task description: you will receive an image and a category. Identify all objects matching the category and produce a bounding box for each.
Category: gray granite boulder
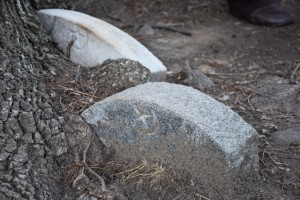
[81,82,259,199]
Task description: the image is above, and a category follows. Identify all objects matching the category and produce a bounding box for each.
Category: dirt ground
[56,0,300,199]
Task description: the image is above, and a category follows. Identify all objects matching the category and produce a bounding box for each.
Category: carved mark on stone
[133,107,159,135]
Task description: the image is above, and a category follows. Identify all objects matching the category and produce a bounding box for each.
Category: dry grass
[115,160,165,181]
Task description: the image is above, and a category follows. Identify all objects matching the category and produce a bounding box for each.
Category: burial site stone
[81,82,259,199]
[37,9,166,81]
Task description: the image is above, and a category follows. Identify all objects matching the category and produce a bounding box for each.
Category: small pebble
[271,127,300,147]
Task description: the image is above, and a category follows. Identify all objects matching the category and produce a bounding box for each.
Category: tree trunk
[0,1,72,199]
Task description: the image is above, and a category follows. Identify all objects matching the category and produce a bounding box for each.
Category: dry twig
[152,24,192,36]
[196,193,211,200]
[290,63,300,84]
[82,140,108,192]
[123,23,192,36]
[57,85,102,99]
[173,191,185,200]
[101,2,122,21]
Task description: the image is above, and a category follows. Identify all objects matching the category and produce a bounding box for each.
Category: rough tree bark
[0,1,73,199]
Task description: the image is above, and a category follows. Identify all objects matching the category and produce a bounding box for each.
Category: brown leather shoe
[230,3,295,26]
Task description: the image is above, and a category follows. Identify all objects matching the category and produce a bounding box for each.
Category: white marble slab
[38,9,166,80]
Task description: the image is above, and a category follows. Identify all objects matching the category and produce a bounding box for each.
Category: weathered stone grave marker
[82,82,259,199]
[37,9,167,81]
